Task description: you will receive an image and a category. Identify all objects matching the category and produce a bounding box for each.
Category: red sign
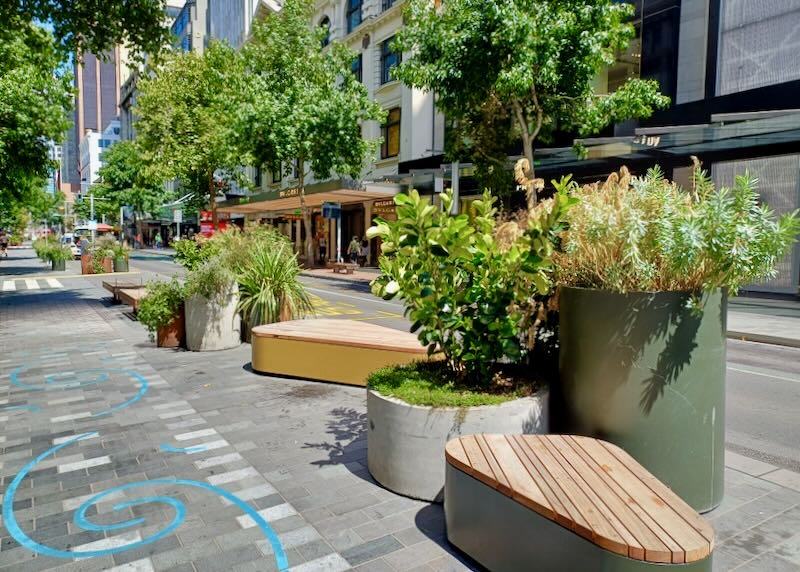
[199,221,229,237]
[200,210,230,222]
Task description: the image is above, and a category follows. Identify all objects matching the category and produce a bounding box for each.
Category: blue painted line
[2,432,288,570]
[0,404,41,413]
[9,367,148,417]
[159,443,209,454]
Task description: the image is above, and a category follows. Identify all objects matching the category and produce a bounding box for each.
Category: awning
[217,179,401,215]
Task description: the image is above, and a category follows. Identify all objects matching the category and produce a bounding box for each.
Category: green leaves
[370,188,571,383]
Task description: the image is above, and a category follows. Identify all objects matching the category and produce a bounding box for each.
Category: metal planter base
[445,464,712,572]
[557,287,727,512]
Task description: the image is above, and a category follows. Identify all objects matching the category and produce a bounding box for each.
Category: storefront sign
[322,202,341,219]
[372,199,397,220]
[279,187,301,199]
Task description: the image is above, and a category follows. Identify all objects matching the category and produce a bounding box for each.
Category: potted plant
[553,164,799,512]
[112,242,130,272]
[236,240,314,342]
[47,246,72,271]
[366,188,572,501]
[138,279,187,348]
[184,256,241,351]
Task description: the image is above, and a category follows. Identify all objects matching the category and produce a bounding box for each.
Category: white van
[60,234,80,259]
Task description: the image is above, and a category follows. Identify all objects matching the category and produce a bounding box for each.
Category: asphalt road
[20,252,797,474]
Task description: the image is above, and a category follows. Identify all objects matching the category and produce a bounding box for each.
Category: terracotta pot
[156,307,186,348]
[102,256,113,273]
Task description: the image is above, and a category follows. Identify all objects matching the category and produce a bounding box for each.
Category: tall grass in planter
[554,163,799,512]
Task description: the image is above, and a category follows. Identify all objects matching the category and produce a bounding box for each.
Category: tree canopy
[238,0,384,262]
[395,0,670,205]
[0,0,169,56]
[134,42,250,227]
[0,23,72,215]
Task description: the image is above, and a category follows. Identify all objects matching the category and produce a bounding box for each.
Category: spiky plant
[236,241,314,327]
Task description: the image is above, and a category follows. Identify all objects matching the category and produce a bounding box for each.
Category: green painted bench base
[444,464,713,572]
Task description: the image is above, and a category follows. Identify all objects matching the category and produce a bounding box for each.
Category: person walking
[319,235,327,265]
[0,231,8,258]
[358,239,368,267]
[348,236,359,264]
[154,233,163,249]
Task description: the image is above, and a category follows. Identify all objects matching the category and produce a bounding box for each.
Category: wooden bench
[445,434,714,572]
[330,262,359,274]
[118,288,146,313]
[102,280,143,303]
[251,319,428,386]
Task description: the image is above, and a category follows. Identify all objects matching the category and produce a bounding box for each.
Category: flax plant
[555,164,799,294]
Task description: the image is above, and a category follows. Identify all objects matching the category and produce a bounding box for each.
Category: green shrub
[555,164,800,294]
[138,279,186,336]
[367,362,535,407]
[47,246,72,263]
[369,188,573,383]
[173,238,210,270]
[185,256,235,301]
[33,237,57,262]
[236,240,313,327]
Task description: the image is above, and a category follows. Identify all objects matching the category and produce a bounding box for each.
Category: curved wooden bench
[251,319,428,386]
[102,280,143,302]
[445,434,714,571]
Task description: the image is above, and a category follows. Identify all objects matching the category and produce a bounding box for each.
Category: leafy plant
[555,164,800,294]
[185,256,235,301]
[138,279,186,335]
[47,245,72,263]
[173,238,211,271]
[369,188,573,382]
[111,242,129,259]
[33,238,56,262]
[236,241,314,327]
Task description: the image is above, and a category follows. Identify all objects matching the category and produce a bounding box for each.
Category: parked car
[60,234,80,259]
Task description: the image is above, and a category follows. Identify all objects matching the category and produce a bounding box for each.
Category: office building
[78,120,121,193]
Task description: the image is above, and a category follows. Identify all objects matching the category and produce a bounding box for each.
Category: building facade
[78,120,121,193]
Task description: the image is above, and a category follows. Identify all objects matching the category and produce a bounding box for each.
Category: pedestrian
[319,235,327,265]
[154,233,163,249]
[359,239,368,267]
[348,236,359,264]
[0,231,8,258]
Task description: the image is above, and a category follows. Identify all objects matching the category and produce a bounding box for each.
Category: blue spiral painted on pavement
[9,367,148,416]
[2,432,289,570]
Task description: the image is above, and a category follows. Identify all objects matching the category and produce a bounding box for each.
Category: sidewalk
[728,296,800,348]
[301,267,379,285]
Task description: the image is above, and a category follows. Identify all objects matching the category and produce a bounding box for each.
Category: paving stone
[340,535,404,566]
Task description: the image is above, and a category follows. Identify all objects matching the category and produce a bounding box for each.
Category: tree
[93,140,174,230]
[0,1,169,55]
[394,0,671,206]
[238,0,385,263]
[135,42,250,229]
[0,23,72,215]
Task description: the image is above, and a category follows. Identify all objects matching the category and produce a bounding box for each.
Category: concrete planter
[185,284,241,351]
[367,388,549,502]
[557,286,727,512]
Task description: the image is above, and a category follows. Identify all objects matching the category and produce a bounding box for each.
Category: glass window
[346,0,362,34]
[254,165,262,188]
[272,163,282,183]
[381,36,400,84]
[351,53,363,83]
[319,16,331,47]
[381,107,401,159]
[382,0,396,10]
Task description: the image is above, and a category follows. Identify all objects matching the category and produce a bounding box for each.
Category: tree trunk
[208,174,218,231]
[297,159,315,267]
[521,136,537,209]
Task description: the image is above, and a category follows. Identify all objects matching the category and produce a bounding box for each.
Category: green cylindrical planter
[557,286,726,512]
[113,256,129,273]
[51,259,66,271]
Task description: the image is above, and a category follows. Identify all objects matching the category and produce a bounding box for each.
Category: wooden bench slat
[573,437,711,564]
[447,435,714,565]
[557,435,673,564]
[544,435,648,561]
[251,319,428,353]
[475,436,556,521]
[600,440,716,547]
[505,435,578,531]
[518,435,624,553]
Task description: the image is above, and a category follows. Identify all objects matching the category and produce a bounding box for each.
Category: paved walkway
[1,248,800,571]
[728,297,800,348]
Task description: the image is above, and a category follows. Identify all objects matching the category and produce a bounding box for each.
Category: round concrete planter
[367,388,549,502]
[185,284,241,351]
[557,286,726,512]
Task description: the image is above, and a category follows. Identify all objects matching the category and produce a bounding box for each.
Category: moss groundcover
[367,361,539,408]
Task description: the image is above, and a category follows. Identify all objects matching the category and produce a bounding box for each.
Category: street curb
[727,331,800,349]
[299,271,375,287]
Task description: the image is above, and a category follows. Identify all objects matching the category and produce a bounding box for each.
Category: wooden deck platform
[118,288,146,312]
[250,319,428,386]
[102,280,143,302]
[445,434,714,571]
